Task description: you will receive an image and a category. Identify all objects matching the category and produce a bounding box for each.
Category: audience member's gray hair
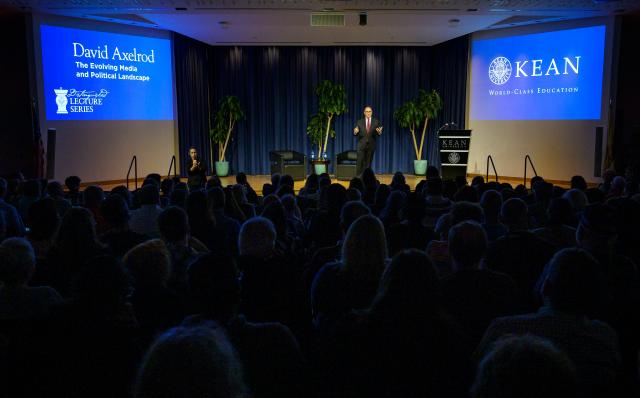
[239,216,276,256]
[472,335,577,398]
[135,326,248,398]
[0,237,36,285]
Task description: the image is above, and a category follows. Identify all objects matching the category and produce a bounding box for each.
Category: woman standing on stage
[187,146,207,191]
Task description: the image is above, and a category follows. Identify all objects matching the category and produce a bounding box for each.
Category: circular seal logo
[448,152,461,164]
[488,56,512,85]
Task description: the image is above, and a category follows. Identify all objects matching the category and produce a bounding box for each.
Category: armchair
[269,150,307,181]
[335,150,358,180]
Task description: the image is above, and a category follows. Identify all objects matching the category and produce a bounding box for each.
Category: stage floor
[88,174,571,194]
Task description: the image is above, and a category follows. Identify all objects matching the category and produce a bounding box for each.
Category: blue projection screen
[41,25,173,120]
[470,25,606,121]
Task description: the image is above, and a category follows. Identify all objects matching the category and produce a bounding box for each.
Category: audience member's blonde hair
[124,239,171,286]
[341,215,388,282]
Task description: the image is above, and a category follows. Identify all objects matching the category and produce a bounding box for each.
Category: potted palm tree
[393,89,442,175]
[306,113,331,174]
[306,80,348,174]
[209,95,245,177]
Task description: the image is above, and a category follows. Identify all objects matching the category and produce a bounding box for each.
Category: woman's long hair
[341,215,387,283]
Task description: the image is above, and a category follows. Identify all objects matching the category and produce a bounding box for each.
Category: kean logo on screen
[488,56,581,86]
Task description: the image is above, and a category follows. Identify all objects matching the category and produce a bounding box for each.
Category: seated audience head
[361,168,377,190]
[448,221,488,271]
[426,165,440,180]
[570,175,588,191]
[64,175,82,193]
[532,180,553,204]
[27,197,60,241]
[500,198,528,232]
[124,239,171,288]
[303,173,319,192]
[390,172,406,189]
[72,254,131,313]
[231,184,248,205]
[349,177,364,193]
[424,177,444,197]
[471,335,577,398]
[134,326,247,398]
[279,174,294,189]
[205,176,222,190]
[562,189,588,215]
[576,203,615,251]
[169,189,188,208]
[45,181,65,198]
[187,252,240,320]
[342,215,387,281]
[83,185,104,208]
[480,190,503,224]
[611,176,626,194]
[101,194,130,229]
[450,201,484,226]
[454,185,479,203]
[186,190,214,224]
[276,184,294,197]
[261,201,287,238]
[280,194,301,219]
[140,184,160,206]
[471,176,485,187]
[238,217,276,257]
[55,207,99,251]
[236,172,248,185]
[270,173,281,189]
[0,238,36,286]
[374,184,391,207]
[547,198,573,227]
[530,175,545,187]
[319,183,347,214]
[370,249,441,315]
[540,247,605,316]
[110,185,133,208]
[160,178,175,196]
[146,173,162,186]
[22,179,41,198]
[207,187,226,210]
[345,188,362,202]
[158,206,190,244]
[318,175,331,190]
[340,201,371,234]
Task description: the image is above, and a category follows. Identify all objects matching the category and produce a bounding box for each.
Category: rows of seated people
[0,167,639,397]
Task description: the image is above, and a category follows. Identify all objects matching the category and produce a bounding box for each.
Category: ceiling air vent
[311,13,345,27]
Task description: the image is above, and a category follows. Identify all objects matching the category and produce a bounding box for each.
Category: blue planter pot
[215,161,229,177]
[314,163,327,175]
[413,160,428,176]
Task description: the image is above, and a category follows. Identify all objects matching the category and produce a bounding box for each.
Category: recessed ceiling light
[448,19,460,27]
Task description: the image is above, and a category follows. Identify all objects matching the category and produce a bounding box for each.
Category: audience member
[45,181,72,217]
[134,326,249,398]
[100,194,149,258]
[0,238,62,320]
[130,184,163,238]
[471,335,578,398]
[477,248,620,397]
[0,177,25,237]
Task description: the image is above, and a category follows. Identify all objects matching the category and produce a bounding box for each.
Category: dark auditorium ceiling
[5,0,640,45]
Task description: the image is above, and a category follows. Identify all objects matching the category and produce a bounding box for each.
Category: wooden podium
[438,129,472,181]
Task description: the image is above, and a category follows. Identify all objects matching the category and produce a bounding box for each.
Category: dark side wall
[0,11,36,178]
[613,14,640,181]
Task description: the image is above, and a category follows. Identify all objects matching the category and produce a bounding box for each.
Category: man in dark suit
[353,106,383,175]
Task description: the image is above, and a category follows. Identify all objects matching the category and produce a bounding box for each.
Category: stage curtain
[427,35,470,169]
[174,33,212,176]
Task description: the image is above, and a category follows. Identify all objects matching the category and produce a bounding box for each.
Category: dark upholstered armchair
[335,150,358,180]
[269,150,307,181]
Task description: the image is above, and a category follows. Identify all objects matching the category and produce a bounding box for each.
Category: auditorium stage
[85,174,573,194]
